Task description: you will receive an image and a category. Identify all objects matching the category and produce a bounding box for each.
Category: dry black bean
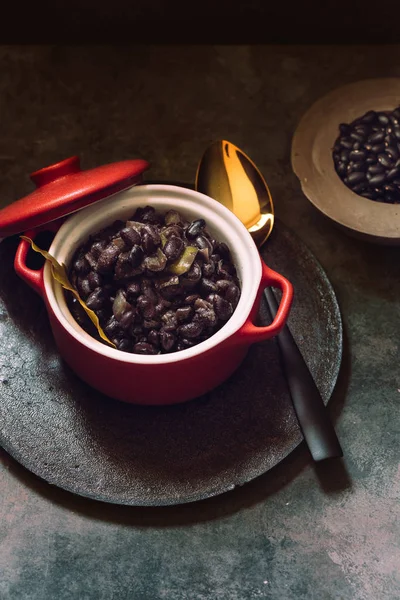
[350,132,365,143]
[347,171,366,185]
[386,168,400,181]
[365,156,376,165]
[369,173,386,186]
[351,182,367,193]
[368,131,385,144]
[340,150,350,162]
[339,123,351,135]
[368,163,385,175]
[378,154,393,168]
[378,113,390,126]
[361,111,377,123]
[340,138,353,149]
[349,149,367,161]
[386,146,399,161]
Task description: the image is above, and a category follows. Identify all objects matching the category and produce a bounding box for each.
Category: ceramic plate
[0,220,342,506]
[291,78,400,244]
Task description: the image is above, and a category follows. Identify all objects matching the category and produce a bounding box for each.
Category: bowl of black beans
[292,78,400,244]
[15,182,293,405]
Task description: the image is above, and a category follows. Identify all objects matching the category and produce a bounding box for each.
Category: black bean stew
[332,107,400,204]
[66,206,241,355]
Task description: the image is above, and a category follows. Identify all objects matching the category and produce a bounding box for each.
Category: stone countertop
[0,45,399,600]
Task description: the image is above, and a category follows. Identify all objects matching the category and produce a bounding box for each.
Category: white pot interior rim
[44,183,263,364]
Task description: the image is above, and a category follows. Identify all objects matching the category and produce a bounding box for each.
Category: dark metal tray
[0,220,342,506]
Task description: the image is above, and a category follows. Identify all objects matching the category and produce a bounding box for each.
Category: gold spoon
[196,140,343,462]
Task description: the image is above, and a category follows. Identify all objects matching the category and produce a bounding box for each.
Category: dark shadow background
[2,0,400,44]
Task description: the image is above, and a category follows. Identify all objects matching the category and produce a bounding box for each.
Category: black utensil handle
[264,287,343,462]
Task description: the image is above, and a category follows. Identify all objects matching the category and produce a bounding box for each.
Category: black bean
[361,191,376,200]
[214,295,233,321]
[72,256,90,275]
[133,342,157,355]
[176,306,193,322]
[340,138,353,150]
[339,123,351,135]
[393,128,400,141]
[97,244,121,274]
[350,132,365,143]
[378,113,390,126]
[355,124,369,135]
[161,310,178,332]
[129,244,144,267]
[347,171,366,185]
[178,321,204,339]
[77,276,92,299]
[119,310,136,330]
[361,111,377,123]
[164,236,184,261]
[201,278,218,294]
[184,294,200,305]
[147,330,160,347]
[385,167,400,181]
[365,156,377,165]
[351,182,367,193]
[85,288,105,311]
[352,161,367,172]
[159,331,176,352]
[378,154,393,168]
[187,219,206,239]
[104,316,122,337]
[349,149,367,161]
[368,163,385,175]
[85,252,98,270]
[202,262,215,278]
[370,144,386,154]
[159,276,182,299]
[386,146,399,161]
[368,131,385,144]
[186,261,202,283]
[369,173,386,186]
[116,339,131,352]
[142,231,156,255]
[143,318,161,330]
[120,226,141,247]
[393,179,400,186]
[340,150,350,162]
[195,235,213,254]
[137,296,156,319]
[87,271,102,290]
[90,240,108,259]
[194,307,218,328]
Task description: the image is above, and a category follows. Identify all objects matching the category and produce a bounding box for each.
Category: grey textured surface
[0,221,342,505]
[1,45,400,600]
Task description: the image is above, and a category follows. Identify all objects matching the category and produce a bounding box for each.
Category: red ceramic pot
[13,181,293,405]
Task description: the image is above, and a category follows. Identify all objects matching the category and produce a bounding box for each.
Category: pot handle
[238,258,293,343]
[14,221,61,298]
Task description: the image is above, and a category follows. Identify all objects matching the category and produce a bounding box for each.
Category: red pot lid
[0,155,150,238]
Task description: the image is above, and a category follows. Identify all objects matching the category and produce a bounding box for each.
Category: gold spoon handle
[264,287,343,461]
